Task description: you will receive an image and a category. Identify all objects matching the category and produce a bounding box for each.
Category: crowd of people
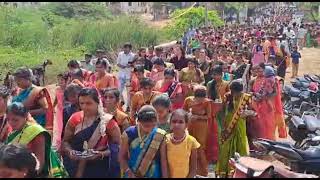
[0,3,320,178]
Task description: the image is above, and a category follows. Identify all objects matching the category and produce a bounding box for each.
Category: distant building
[0,2,48,7]
[106,2,151,14]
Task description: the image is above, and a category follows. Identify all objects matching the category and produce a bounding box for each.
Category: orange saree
[183,97,212,176]
[130,91,161,125]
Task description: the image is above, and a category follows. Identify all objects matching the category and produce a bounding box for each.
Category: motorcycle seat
[303,115,320,132]
[309,75,320,83]
[294,147,320,160]
[296,77,309,83]
[291,116,307,130]
[256,138,294,148]
[288,87,301,97]
[232,156,275,177]
[292,108,301,116]
[302,82,310,88]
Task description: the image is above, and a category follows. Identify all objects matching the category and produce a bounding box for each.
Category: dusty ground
[140,13,171,29]
[285,47,320,83]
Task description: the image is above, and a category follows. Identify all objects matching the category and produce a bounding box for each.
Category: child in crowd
[290,46,301,78]
[166,109,199,178]
[152,94,172,132]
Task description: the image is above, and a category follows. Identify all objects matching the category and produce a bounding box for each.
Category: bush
[70,16,159,53]
[0,4,160,52]
[0,46,85,84]
[0,3,167,84]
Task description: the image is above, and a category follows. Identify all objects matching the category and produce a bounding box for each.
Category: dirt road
[285,47,320,83]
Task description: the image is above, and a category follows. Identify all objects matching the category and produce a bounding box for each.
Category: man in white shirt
[117,43,135,102]
[297,24,307,50]
[285,27,296,39]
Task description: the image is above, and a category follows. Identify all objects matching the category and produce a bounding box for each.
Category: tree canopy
[165,6,224,38]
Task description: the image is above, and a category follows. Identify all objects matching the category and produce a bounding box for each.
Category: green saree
[306,31,312,48]
[5,122,68,178]
[216,93,251,177]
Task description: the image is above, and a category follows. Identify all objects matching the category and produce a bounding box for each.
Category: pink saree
[53,87,64,150]
[251,77,276,140]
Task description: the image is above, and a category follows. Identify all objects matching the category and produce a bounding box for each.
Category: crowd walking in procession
[1,2,320,178]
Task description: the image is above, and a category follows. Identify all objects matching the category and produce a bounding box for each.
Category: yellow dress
[166,133,200,178]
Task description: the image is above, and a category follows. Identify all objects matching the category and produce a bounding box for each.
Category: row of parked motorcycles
[227,74,320,178]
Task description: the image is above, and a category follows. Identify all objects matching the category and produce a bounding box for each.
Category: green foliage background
[165,7,224,38]
[0,3,226,84]
[0,3,163,84]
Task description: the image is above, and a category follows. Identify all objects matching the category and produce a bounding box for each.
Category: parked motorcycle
[229,152,318,178]
[253,138,320,175]
[287,102,320,147]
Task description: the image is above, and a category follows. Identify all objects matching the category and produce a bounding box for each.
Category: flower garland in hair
[97,98,111,137]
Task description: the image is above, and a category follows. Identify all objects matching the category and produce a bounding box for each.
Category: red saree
[251,77,276,140]
[206,102,221,163]
[273,78,287,138]
[157,80,184,110]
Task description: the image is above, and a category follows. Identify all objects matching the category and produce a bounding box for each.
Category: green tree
[165,7,224,38]
[298,2,320,22]
[224,2,247,23]
[42,2,112,20]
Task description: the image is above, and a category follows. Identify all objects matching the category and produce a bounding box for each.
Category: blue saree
[62,120,120,178]
[124,126,162,178]
[12,87,46,126]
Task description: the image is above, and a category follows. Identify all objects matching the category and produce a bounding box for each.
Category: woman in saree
[273,76,288,139]
[12,68,54,135]
[183,85,212,177]
[127,65,150,112]
[130,77,161,125]
[306,27,312,48]
[89,59,118,91]
[102,88,130,133]
[154,68,184,110]
[62,88,121,178]
[179,57,205,97]
[249,64,276,141]
[275,45,289,79]
[206,65,230,164]
[251,38,264,66]
[216,80,255,178]
[149,58,166,83]
[119,105,168,178]
[5,102,68,178]
[67,60,92,82]
[52,73,69,150]
[0,86,12,143]
[69,68,95,88]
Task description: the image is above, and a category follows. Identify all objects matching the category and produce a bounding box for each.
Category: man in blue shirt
[291,46,301,78]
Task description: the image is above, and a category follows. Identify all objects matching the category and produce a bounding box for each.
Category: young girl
[166,109,200,178]
[102,88,130,133]
[52,73,69,150]
[183,85,212,177]
[152,94,172,132]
